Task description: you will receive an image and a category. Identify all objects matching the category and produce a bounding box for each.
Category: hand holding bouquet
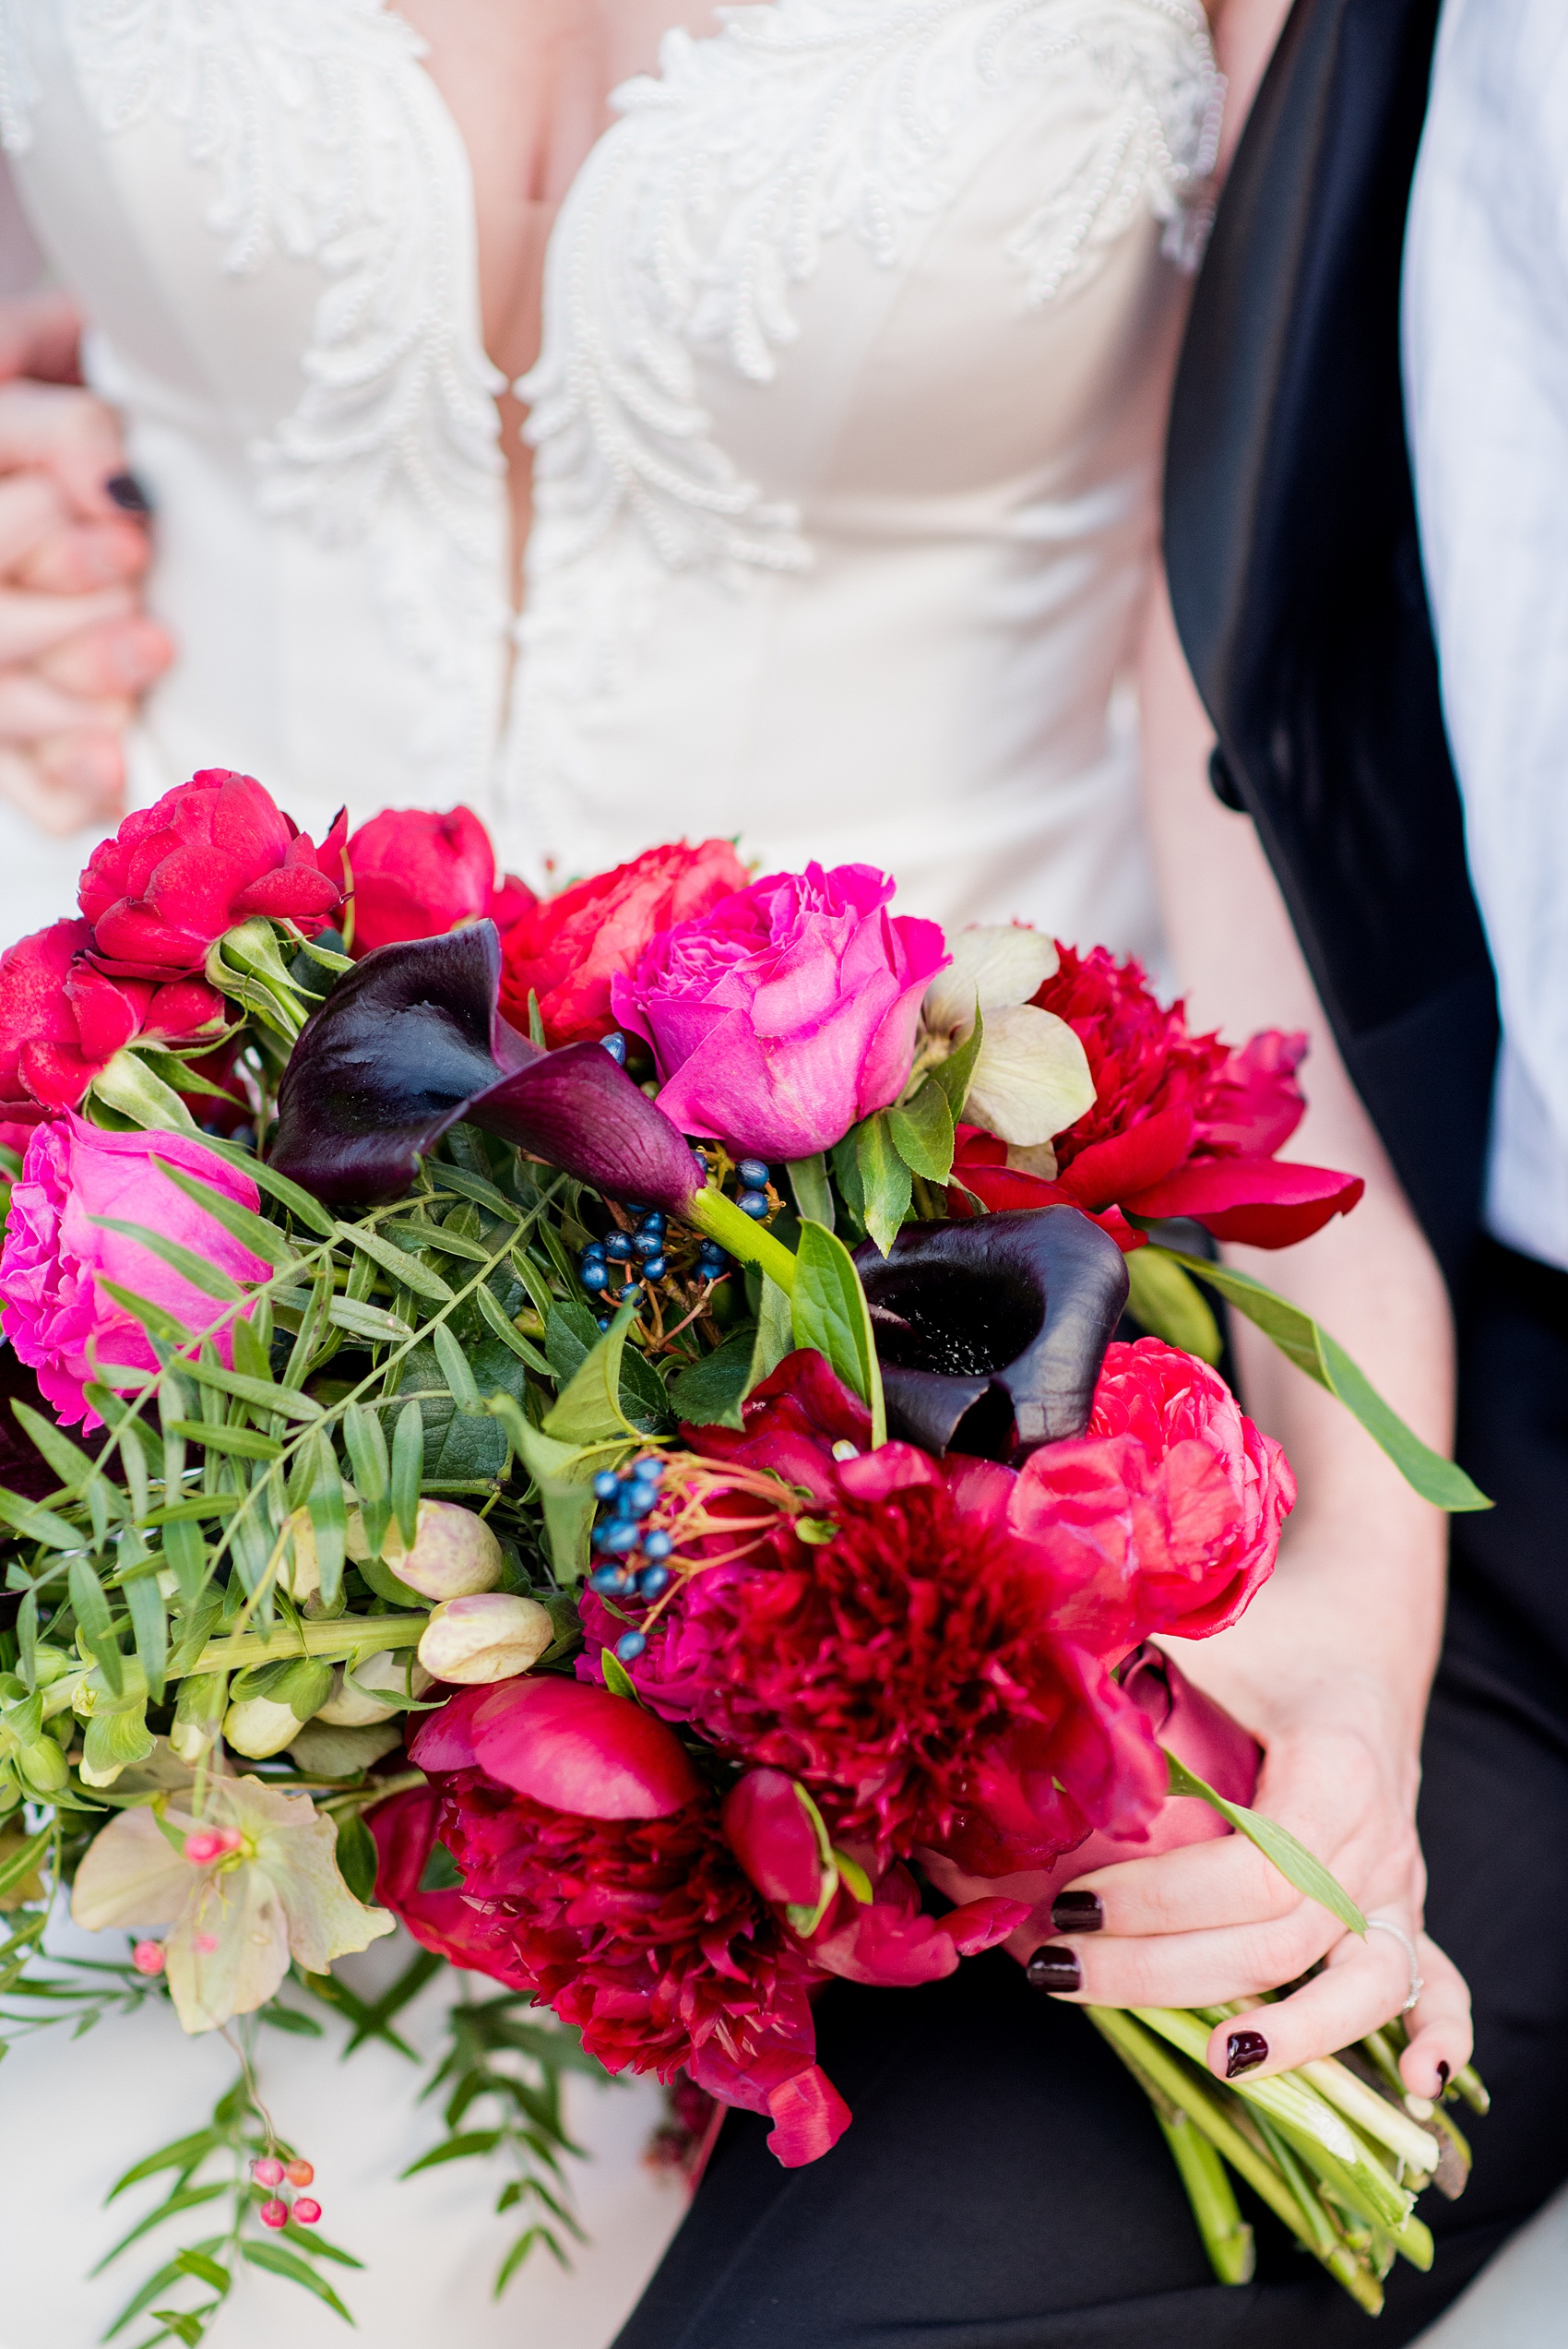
[0,775,1486,2337]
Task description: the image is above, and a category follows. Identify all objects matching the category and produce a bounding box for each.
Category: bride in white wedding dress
[1,5,1467,2347]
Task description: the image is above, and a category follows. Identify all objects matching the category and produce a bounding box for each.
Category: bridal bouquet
[0,774,1486,2339]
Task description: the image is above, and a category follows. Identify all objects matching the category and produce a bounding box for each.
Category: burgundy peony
[345,805,533,959]
[0,1116,269,1426]
[78,769,346,978]
[499,838,749,1047]
[0,918,224,1117]
[612,862,949,1162]
[952,944,1363,1246]
[398,1683,849,2164]
[581,1358,1170,1873]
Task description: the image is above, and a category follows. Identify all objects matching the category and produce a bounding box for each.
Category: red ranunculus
[78,770,346,979]
[345,805,534,959]
[498,839,749,1047]
[394,1685,849,2165]
[0,918,224,1117]
[951,944,1363,1247]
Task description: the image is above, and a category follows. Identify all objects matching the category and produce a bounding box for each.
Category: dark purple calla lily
[852,1206,1128,1462]
[268,923,706,1211]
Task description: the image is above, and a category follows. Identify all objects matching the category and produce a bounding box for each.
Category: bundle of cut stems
[1088,2003,1488,2314]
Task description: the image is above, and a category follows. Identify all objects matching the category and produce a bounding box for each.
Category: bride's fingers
[36,613,172,698]
[0,581,136,667]
[0,471,69,573]
[0,733,123,833]
[1400,1937,1475,2097]
[1028,1898,1340,2010]
[18,516,150,594]
[1196,1920,1460,2082]
[0,670,131,739]
[1055,1830,1315,1938]
[0,380,131,519]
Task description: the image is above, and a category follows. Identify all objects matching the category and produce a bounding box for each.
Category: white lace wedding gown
[0,3,1218,2343]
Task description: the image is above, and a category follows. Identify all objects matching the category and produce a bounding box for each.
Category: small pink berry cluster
[252,2154,321,2231]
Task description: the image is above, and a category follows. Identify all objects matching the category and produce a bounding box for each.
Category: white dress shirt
[1404,0,1568,1272]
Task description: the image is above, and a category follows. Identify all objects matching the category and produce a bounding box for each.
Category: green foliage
[1162,1749,1367,1935]
[791,1221,886,1446]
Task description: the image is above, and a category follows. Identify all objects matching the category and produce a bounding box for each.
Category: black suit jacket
[1164,0,1497,1294]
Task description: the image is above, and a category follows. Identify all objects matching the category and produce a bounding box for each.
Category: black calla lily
[268,924,706,1212]
[851,1207,1129,1462]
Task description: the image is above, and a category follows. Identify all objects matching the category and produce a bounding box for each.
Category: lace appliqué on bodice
[508,0,1221,832]
[1,0,508,796]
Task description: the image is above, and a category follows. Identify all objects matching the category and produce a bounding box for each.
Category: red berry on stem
[252,2157,285,2188]
[259,2199,290,2230]
[285,2158,314,2188]
[291,2197,322,2226]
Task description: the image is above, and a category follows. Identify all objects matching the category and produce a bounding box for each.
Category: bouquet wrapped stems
[1087,2004,1487,2314]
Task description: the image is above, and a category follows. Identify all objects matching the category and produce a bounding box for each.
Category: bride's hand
[1031,1660,1473,2101]
[0,347,173,835]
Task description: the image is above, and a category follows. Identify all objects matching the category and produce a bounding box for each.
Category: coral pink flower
[0,919,223,1118]
[953,944,1363,1246]
[499,839,749,1047]
[0,1116,269,1427]
[612,863,949,1162]
[345,805,533,958]
[78,769,345,978]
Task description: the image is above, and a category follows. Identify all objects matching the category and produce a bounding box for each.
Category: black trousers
[614,1242,1568,2347]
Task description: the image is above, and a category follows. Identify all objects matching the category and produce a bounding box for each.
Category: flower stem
[189,1614,427,1675]
[1153,2106,1255,2285]
[689,1186,798,1293]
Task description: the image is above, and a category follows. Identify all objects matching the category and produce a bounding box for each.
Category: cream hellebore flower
[919,925,1095,1166]
[418,1592,554,1685]
[346,1499,504,1601]
[72,1773,393,2033]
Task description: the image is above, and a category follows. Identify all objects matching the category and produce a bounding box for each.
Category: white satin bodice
[0,0,1216,965]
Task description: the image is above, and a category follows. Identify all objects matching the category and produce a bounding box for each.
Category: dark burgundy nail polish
[1226,2029,1268,2079]
[1051,1890,1104,1935]
[1437,2061,1451,2090]
[105,470,152,515]
[1025,1944,1082,1994]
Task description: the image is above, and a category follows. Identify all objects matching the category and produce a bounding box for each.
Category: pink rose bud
[417,1592,554,1686]
[611,861,949,1162]
[345,805,524,958]
[350,1498,504,1601]
[259,2198,290,2230]
[252,2157,285,2188]
[130,1939,166,1976]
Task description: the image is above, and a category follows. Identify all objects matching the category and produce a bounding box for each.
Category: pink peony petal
[465,1676,703,1818]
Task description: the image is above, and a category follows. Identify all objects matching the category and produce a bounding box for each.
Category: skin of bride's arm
[1032,575,1473,2097]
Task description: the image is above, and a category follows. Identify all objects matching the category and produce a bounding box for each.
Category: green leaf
[342,1401,388,1505]
[306,1442,348,1612]
[0,1824,51,1902]
[89,1216,246,1303]
[68,1556,124,1696]
[391,1399,424,1547]
[434,1163,527,1222]
[335,1811,380,1904]
[327,1295,412,1343]
[195,1136,336,1236]
[1157,1249,1491,1512]
[89,1046,199,1136]
[785,1154,835,1232]
[433,1320,482,1413]
[10,1398,98,1494]
[125,1571,169,1701]
[1124,1247,1222,1365]
[172,2248,230,2294]
[0,1485,86,1549]
[178,1358,323,1425]
[89,2183,226,2276]
[668,1329,756,1427]
[927,1001,985,1121]
[95,1279,194,1347]
[166,1420,283,1461]
[107,2128,224,2201]
[543,1300,641,1445]
[600,1651,641,1703]
[151,1163,298,1269]
[543,1296,604,1384]
[855,1113,913,1258]
[83,1701,155,1783]
[400,2128,504,2176]
[1162,1748,1367,1936]
[830,1132,866,1237]
[343,1222,455,1304]
[474,1280,553,1374]
[886,1078,956,1183]
[791,1221,885,1446]
[491,1398,628,1584]
[239,2240,353,2320]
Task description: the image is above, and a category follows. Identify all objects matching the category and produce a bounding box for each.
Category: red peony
[0,918,224,1118]
[581,1356,1170,1873]
[1006,1338,1296,1646]
[387,1686,849,2165]
[952,944,1363,1247]
[345,805,534,959]
[78,770,346,979]
[498,838,749,1046]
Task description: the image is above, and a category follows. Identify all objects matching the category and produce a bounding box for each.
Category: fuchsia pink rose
[0,919,224,1119]
[0,1116,269,1427]
[78,769,346,979]
[345,805,533,959]
[612,863,949,1162]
